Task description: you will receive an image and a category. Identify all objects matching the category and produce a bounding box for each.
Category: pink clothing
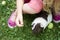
[24,0,43,13]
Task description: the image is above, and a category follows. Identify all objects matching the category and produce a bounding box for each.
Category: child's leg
[8,6,37,28]
[8,10,17,28]
[8,0,43,28]
[23,0,43,14]
[53,0,60,23]
[23,4,37,14]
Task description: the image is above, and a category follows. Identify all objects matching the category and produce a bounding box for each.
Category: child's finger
[16,18,23,27]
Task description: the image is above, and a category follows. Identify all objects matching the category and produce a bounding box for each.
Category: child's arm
[16,0,24,26]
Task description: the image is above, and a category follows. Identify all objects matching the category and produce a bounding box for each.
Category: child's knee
[23,4,38,14]
[27,0,43,14]
[23,3,43,14]
[23,0,43,14]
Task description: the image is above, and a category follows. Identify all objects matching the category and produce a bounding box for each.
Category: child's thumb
[16,18,23,27]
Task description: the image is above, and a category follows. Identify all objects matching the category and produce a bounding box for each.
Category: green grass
[0,0,60,40]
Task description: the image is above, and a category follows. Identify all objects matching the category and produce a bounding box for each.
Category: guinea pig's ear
[32,23,44,34]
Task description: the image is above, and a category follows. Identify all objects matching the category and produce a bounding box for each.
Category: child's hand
[16,0,24,27]
[16,14,23,27]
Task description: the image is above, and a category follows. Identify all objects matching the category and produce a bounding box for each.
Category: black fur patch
[35,11,49,21]
[32,23,43,34]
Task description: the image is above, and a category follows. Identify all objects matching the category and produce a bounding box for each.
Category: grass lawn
[0,0,60,40]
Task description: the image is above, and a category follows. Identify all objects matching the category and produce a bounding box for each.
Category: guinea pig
[31,10,52,34]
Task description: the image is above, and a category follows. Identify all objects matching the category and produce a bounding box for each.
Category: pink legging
[24,0,43,13]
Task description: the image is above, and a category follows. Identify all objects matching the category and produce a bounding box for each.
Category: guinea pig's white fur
[32,13,52,30]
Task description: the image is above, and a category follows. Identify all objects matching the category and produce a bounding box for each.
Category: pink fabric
[24,0,43,13]
[8,11,16,27]
[8,19,16,26]
[53,13,60,21]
